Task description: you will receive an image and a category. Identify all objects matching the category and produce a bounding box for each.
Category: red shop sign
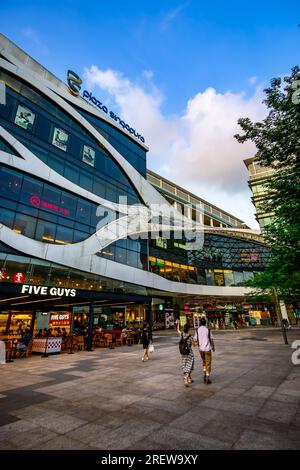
[30,195,70,215]
[13,272,25,283]
[49,313,72,325]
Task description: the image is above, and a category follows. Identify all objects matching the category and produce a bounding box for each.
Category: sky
[1,0,299,228]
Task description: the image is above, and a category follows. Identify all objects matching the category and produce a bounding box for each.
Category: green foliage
[235,67,300,300]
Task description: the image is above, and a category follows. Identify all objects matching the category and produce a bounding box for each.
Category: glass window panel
[0,207,15,228]
[34,114,51,142]
[60,192,77,217]
[17,203,38,218]
[115,247,126,264]
[79,170,93,192]
[224,271,234,286]
[90,206,100,231]
[68,135,82,158]
[233,271,244,286]
[0,92,15,121]
[76,200,91,224]
[0,167,22,200]
[55,225,73,245]
[93,178,106,198]
[30,261,49,285]
[106,184,117,203]
[13,213,36,238]
[48,152,64,174]
[126,250,137,267]
[73,230,89,243]
[42,184,61,205]
[36,220,56,243]
[206,270,215,286]
[21,176,43,205]
[38,210,58,223]
[243,271,254,281]
[64,161,79,185]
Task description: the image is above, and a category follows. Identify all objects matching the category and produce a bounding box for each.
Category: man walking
[194,317,215,384]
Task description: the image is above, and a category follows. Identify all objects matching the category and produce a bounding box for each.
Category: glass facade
[0,64,271,299]
[0,165,107,244]
[0,252,148,296]
[0,70,142,205]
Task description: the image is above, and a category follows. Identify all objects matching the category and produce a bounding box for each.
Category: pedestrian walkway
[0,329,299,450]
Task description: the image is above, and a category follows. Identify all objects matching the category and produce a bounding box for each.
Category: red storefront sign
[49,312,72,327]
[13,272,25,283]
[30,195,70,215]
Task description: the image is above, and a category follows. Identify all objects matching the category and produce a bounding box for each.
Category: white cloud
[143,70,154,79]
[248,76,258,85]
[84,65,267,228]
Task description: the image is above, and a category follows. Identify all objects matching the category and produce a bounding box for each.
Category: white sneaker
[142,357,145,361]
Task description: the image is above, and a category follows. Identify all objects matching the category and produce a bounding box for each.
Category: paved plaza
[0,328,300,450]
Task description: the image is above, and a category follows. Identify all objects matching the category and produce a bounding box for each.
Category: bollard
[0,340,5,364]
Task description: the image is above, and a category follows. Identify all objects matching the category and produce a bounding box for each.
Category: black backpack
[179,333,191,355]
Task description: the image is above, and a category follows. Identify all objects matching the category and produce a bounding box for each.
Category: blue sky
[1,0,299,226]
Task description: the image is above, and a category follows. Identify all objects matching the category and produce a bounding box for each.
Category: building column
[86,302,94,351]
[146,302,153,330]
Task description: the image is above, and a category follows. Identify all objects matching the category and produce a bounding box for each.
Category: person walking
[141,324,152,361]
[176,320,194,387]
[194,317,215,385]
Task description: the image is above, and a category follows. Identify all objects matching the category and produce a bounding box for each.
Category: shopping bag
[149,344,154,353]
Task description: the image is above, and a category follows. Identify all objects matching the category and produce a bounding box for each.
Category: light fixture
[11,297,61,306]
[0,295,30,303]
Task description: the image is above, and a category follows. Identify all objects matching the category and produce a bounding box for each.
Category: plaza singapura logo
[67,70,82,96]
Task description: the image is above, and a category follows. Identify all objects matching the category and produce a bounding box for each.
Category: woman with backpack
[176,320,194,387]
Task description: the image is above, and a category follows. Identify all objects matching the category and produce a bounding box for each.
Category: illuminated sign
[67,71,145,144]
[13,272,25,283]
[30,196,70,215]
[67,70,82,96]
[0,269,7,281]
[240,250,259,262]
[156,236,167,249]
[21,285,76,297]
[50,312,72,326]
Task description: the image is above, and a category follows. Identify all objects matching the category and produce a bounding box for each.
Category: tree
[235,66,300,301]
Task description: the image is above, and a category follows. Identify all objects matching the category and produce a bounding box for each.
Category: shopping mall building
[0,34,274,337]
